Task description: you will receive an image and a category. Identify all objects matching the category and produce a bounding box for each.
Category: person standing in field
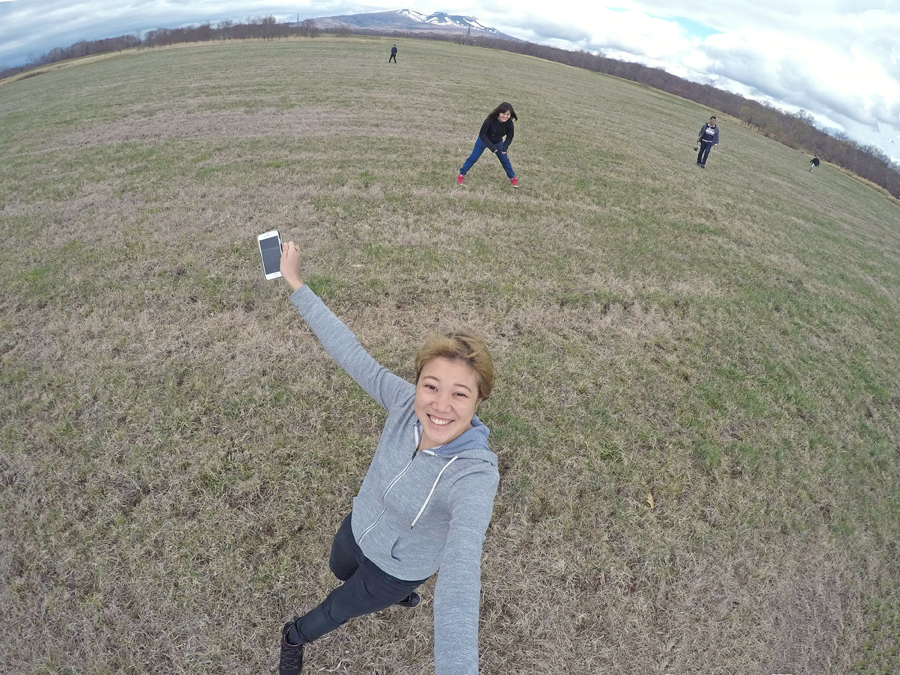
[696,115,719,168]
[276,241,499,675]
[389,44,397,63]
[809,153,820,171]
[458,102,519,188]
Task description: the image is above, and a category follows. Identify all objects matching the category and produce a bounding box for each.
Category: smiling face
[498,110,511,122]
[414,357,480,450]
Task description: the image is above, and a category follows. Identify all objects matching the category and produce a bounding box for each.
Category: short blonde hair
[414,332,494,401]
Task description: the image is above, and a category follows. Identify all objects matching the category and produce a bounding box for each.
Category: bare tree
[259,16,277,41]
[300,19,320,38]
[216,19,234,40]
[245,16,261,40]
[194,22,214,42]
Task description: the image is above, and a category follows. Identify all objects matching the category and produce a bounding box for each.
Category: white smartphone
[257,230,282,280]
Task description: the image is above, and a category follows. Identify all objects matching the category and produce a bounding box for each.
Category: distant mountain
[310,9,521,42]
[396,9,500,33]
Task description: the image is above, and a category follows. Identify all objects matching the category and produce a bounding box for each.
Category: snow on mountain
[396,9,501,34]
[397,9,429,22]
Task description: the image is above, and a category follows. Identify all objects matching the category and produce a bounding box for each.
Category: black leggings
[291,513,428,645]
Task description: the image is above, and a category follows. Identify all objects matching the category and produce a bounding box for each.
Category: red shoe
[457,174,465,185]
[510,177,519,188]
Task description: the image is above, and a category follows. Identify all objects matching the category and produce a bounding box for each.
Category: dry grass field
[2,36,899,675]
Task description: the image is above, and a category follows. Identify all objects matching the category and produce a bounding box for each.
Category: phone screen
[259,235,282,276]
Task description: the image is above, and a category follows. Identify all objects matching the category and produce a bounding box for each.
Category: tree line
[0,16,320,77]
[2,19,897,198]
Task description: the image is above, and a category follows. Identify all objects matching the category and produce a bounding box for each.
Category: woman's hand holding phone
[280,241,304,293]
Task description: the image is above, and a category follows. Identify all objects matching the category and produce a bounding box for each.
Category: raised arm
[433,468,500,675]
[280,241,413,410]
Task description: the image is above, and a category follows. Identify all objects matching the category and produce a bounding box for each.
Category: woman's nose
[433,394,453,411]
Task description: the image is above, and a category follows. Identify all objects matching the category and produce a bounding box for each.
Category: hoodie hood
[417,414,495,464]
[408,415,495,529]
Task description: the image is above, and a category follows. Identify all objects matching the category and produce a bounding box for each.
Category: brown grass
[2,37,899,674]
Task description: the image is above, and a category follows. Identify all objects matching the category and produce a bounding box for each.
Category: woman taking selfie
[276,241,499,675]
[457,101,519,188]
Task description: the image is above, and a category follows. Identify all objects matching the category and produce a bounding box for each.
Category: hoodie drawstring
[410,456,458,528]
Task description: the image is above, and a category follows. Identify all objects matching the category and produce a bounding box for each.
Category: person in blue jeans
[458,102,519,188]
[696,116,719,168]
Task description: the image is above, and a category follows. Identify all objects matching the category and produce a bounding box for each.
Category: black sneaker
[279,619,304,675]
[397,592,420,608]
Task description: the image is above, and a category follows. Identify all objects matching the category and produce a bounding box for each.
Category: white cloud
[486,1,900,156]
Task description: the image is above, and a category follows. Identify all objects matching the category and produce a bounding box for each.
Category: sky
[1,0,899,161]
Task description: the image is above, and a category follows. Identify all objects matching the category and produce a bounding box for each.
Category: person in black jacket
[389,44,397,63]
[809,154,820,171]
[696,116,719,168]
[458,102,519,188]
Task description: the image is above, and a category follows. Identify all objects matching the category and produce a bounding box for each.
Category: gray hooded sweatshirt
[290,285,499,675]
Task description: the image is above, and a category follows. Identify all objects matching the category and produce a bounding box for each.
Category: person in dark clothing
[809,154,820,171]
[389,44,397,63]
[696,116,719,168]
[458,102,519,188]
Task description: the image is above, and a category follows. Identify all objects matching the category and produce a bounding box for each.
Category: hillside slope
[1,37,899,674]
